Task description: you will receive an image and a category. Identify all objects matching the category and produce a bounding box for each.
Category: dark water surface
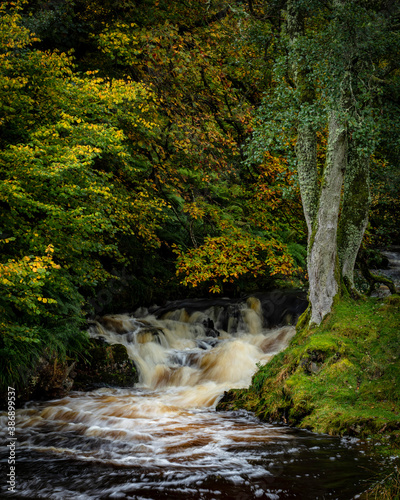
[0,390,389,500]
[1,302,393,499]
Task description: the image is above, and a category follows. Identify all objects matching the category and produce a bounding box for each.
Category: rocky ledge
[9,339,138,408]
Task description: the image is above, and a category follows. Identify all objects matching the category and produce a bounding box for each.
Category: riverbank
[217,294,400,496]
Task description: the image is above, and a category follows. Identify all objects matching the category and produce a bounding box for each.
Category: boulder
[72,339,138,391]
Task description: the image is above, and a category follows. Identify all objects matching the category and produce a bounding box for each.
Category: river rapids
[0,295,389,499]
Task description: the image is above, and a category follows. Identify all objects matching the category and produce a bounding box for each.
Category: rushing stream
[0,295,391,499]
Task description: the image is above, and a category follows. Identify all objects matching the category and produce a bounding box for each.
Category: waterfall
[89,297,296,407]
[0,293,383,500]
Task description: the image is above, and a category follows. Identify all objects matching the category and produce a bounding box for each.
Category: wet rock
[202,318,220,338]
[205,329,219,338]
[98,315,131,334]
[151,290,308,334]
[260,327,294,354]
[168,351,201,367]
[300,350,325,374]
[25,356,76,401]
[310,362,321,374]
[253,290,308,328]
[197,338,220,350]
[72,339,138,391]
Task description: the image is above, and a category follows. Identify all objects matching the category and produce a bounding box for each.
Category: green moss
[217,295,400,449]
[295,303,311,330]
[73,339,138,390]
[217,295,400,496]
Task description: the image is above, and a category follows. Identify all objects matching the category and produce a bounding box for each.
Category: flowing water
[0,297,390,499]
[379,248,400,289]
[371,247,400,296]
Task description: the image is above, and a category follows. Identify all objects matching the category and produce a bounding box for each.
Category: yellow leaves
[97,22,142,65]
[183,202,205,220]
[0,248,60,286]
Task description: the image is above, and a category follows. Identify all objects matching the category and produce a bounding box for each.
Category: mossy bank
[217,295,400,495]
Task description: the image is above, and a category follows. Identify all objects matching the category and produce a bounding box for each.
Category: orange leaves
[173,230,295,293]
[255,151,291,205]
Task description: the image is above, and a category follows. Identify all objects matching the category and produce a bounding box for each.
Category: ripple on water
[0,305,393,499]
[0,388,390,500]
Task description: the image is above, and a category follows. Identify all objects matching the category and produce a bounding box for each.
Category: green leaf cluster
[0,4,168,390]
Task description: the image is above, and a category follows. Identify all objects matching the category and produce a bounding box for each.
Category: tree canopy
[1,0,399,389]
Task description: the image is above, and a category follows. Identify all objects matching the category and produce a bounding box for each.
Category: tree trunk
[297,124,319,236]
[308,111,347,325]
[287,0,344,325]
[337,145,371,293]
[286,0,319,236]
[285,0,374,326]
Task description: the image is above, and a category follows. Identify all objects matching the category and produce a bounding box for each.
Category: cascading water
[91,298,296,403]
[0,296,389,499]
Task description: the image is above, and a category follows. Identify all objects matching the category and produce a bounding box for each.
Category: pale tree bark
[287,0,343,326]
[285,0,375,325]
[308,111,347,325]
[337,145,371,292]
[297,124,319,236]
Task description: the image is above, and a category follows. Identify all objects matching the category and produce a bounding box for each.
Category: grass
[217,294,400,497]
[364,466,400,499]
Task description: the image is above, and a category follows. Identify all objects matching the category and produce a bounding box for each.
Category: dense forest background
[1,0,399,390]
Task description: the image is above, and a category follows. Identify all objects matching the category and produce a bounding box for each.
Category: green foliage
[2,0,398,394]
[0,4,169,391]
[248,0,400,253]
[0,240,88,389]
[7,0,309,302]
[369,154,400,246]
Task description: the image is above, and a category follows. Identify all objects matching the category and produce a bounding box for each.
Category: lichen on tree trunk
[286,0,319,236]
[308,111,347,325]
[287,1,346,325]
[297,123,319,235]
[284,0,378,326]
[337,145,371,293]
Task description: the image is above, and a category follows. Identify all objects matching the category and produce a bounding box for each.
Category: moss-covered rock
[72,339,138,391]
[18,355,77,404]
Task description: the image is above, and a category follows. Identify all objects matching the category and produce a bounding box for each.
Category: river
[0,295,390,499]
